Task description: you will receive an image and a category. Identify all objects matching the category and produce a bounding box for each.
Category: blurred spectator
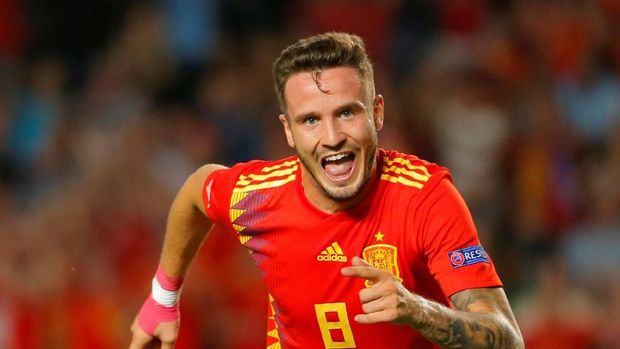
[431,65,512,243]
[389,1,439,82]
[510,83,578,243]
[555,66,620,148]
[290,0,399,73]
[515,256,600,349]
[560,136,620,287]
[197,63,266,164]
[2,55,67,205]
[160,0,219,68]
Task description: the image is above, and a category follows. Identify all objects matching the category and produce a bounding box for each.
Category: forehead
[283,67,365,114]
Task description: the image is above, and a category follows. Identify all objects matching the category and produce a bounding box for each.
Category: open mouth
[321,152,355,180]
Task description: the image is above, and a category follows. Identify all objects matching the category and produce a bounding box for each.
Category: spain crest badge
[362,243,403,287]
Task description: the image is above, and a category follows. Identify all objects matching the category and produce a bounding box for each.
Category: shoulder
[378,148,450,192]
[202,155,300,193]
[229,156,299,192]
[232,156,299,177]
[193,156,299,216]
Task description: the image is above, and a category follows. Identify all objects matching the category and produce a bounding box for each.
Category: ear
[279,114,295,148]
[373,94,384,131]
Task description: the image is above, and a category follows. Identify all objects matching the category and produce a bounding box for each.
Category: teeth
[324,153,349,162]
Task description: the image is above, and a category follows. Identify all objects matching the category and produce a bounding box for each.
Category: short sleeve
[421,178,502,297]
[202,168,233,227]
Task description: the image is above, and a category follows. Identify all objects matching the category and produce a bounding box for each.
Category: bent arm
[129,164,227,348]
[159,164,227,278]
[410,287,524,349]
[343,258,523,349]
[408,178,523,347]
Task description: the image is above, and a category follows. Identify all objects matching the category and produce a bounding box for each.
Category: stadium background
[1,0,619,347]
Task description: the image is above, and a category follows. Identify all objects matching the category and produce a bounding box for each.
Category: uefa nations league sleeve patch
[448,245,489,268]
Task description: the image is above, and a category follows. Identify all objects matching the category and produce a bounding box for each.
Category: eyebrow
[290,101,367,121]
[333,101,367,115]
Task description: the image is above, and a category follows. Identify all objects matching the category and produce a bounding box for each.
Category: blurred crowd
[1,0,619,348]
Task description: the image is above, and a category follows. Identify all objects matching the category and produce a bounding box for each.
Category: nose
[321,116,346,149]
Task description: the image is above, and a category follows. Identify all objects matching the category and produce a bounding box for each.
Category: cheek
[353,123,377,144]
[291,129,317,152]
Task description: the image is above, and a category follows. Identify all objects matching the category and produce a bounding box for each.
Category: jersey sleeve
[420,178,502,298]
[202,167,234,228]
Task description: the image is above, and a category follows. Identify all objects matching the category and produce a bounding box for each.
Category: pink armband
[136,266,184,336]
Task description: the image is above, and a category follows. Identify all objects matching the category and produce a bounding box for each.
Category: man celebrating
[129,32,524,349]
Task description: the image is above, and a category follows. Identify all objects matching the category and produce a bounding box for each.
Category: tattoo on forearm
[410,289,521,349]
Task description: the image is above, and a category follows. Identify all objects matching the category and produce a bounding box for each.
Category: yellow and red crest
[362,243,402,287]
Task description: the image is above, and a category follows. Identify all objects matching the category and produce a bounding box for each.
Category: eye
[304,116,319,125]
[340,109,354,118]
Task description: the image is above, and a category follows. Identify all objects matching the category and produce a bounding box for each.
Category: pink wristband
[155,265,184,291]
[136,266,184,336]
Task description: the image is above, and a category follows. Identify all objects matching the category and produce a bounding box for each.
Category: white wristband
[151,277,180,307]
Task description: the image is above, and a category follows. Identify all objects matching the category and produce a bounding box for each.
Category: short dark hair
[272,32,375,113]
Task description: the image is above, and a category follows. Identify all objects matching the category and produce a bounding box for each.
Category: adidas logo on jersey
[317,242,348,262]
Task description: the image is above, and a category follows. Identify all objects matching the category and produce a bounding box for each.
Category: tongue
[324,159,354,177]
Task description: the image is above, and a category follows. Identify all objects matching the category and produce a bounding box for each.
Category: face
[279,67,384,210]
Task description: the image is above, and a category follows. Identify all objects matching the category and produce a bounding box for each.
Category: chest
[225,186,441,347]
[230,186,422,283]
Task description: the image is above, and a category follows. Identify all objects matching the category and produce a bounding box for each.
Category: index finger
[341,265,390,283]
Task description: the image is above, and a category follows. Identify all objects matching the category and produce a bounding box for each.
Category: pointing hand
[341,256,416,325]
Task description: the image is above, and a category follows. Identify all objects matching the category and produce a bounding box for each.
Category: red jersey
[203,148,502,349]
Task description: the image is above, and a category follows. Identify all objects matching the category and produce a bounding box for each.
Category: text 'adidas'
[317,242,348,262]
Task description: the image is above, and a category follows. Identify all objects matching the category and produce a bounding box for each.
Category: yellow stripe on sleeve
[383,156,431,177]
[380,174,424,189]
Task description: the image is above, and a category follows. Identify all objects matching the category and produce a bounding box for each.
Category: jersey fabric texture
[203,148,502,349]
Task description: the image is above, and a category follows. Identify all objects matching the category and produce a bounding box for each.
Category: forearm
[159,204,211,277]
[409,293,523,349]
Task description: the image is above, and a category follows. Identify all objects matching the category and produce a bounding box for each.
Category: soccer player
[129,32,524,349]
